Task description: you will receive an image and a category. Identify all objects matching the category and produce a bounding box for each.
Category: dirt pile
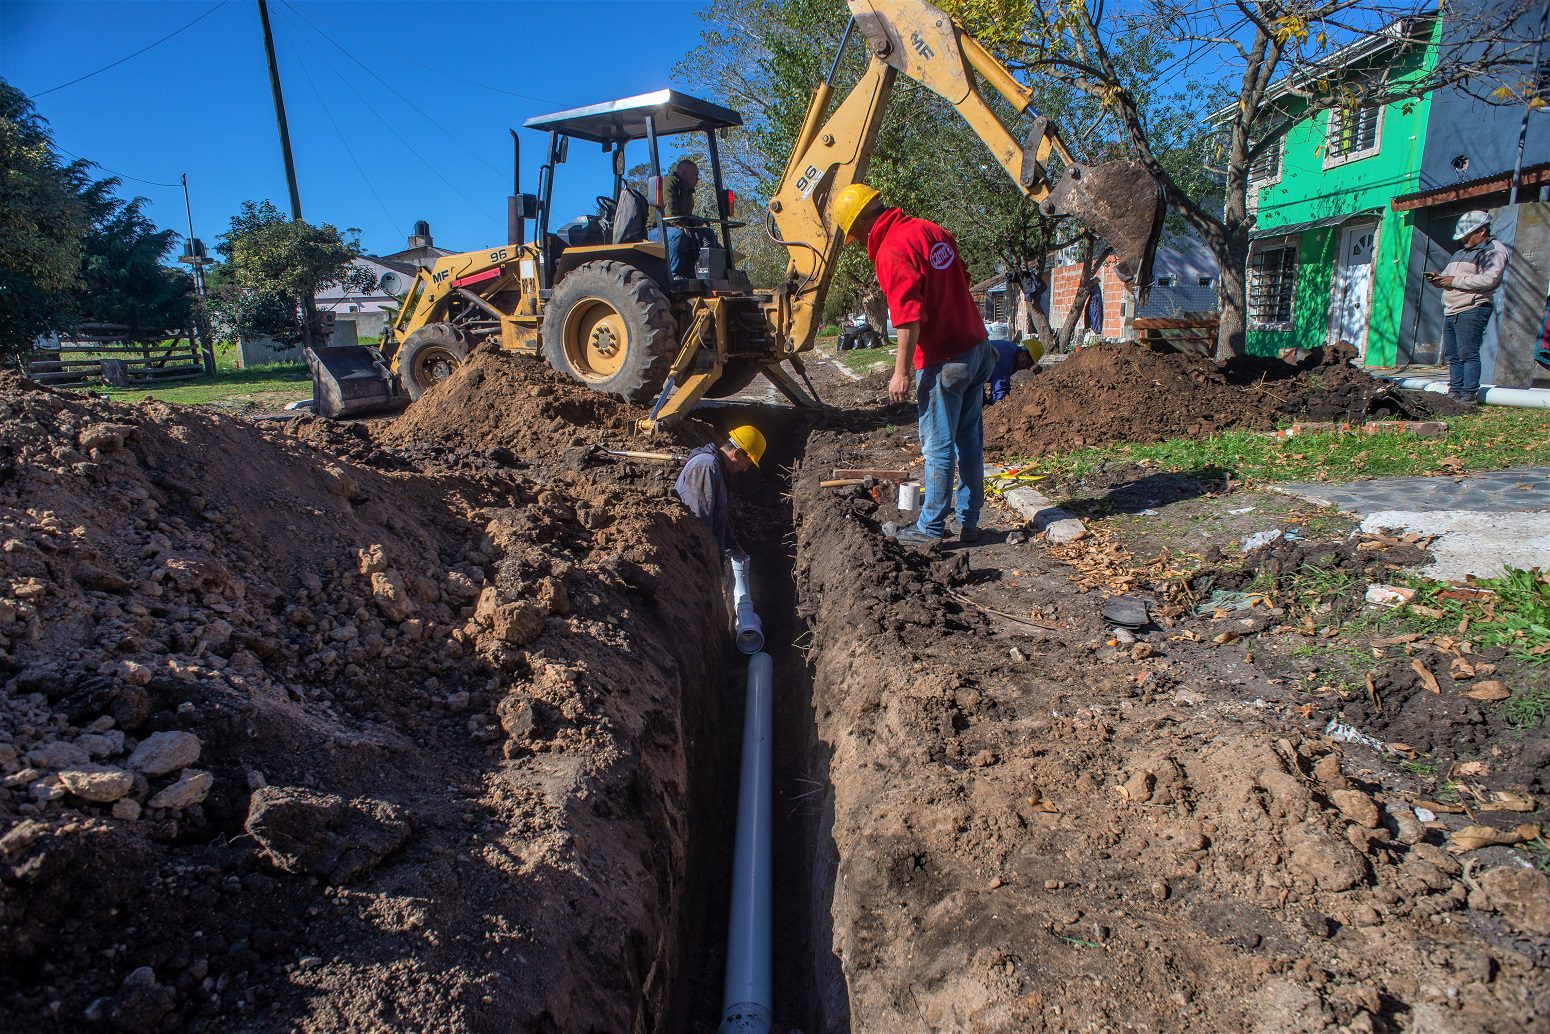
[785,430,1546,1032]
[985,342,1464,457]
[0,373,728,1031]
[374,349,718,462]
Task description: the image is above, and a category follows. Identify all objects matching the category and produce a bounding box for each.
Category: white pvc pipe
[1382,375,1550,408]
[730,558,764,655]
[719,651,773,1034]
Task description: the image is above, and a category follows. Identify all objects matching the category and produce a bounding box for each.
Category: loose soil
[785,430,1547,1032]
[986,341,1469,457]
[5,341,1545,1034]
[0,365,732,1032]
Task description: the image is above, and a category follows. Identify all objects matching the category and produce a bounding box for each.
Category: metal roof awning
[1249,207,1382,240]
[1390,161,1550,211]
[524,90,743,144]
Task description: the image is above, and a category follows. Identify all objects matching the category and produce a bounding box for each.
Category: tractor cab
[524,90,751,295]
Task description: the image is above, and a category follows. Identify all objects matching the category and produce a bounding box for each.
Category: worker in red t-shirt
[835,183,994,547]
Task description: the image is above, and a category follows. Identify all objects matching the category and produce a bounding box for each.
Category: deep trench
[665,412,847,1033]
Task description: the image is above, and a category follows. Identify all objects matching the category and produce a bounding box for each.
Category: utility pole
[256,0,317,350]
[179,173,218,375]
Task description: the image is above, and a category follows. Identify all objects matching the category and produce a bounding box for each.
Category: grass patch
[1504,686,1550,731]
[1366,567,1550,664]
[1007,405,1550,485]
[833,346,895,377]
[86,362,310,412]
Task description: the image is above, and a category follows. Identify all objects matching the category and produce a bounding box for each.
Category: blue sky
[1,1,715,257]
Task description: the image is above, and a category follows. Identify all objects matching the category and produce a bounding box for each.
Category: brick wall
[1049,255,1133,338]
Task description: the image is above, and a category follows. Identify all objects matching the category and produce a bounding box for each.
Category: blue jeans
[1443,306,1490,398]
[915,340,995,537]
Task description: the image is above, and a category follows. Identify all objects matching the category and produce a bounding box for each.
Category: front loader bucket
[1043,159,1167,296]
[305,346,400,419]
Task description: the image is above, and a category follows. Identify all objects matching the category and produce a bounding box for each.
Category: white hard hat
[1453,210,1490,240]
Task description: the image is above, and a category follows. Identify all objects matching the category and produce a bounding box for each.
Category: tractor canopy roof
[524,90,742,145]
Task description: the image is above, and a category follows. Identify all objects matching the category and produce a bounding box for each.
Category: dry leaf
[1411,659,1441,694]
[1373,633,1421,647]
[1464,681,1509,701]
[1417,799,1468,814]
[1481,791,1535,813]
[1389,742,1419,758]
[1453,760,1490,777]
[1450,657,1476,680]
[1445,823,1539,854]
[1411,604,1445,619]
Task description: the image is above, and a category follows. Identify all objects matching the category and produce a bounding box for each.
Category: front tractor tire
[399,322,470,402]
[542,261,676,403]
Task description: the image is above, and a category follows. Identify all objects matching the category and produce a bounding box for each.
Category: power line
[53,144,182,188]
[270,4,490,218]
[283,4,570,107]
[276,17,404,240]
[33,1,230,98]
[278,0,506,179]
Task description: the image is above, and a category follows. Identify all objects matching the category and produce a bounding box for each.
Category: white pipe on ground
[1381,375,1550,408]
[730,558,764,655]
[718,651,773,1034]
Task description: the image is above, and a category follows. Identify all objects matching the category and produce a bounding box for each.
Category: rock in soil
[244,786,412,882]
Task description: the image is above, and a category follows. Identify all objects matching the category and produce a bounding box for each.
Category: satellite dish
[379,272,402,296]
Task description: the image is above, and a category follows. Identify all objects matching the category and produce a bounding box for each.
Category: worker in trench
[834,182,995,546]
[674,425,765,563]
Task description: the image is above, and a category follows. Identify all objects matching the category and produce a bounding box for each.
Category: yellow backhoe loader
[308,0,1165,428]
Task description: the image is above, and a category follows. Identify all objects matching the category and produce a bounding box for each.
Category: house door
[1330,222,1377,356]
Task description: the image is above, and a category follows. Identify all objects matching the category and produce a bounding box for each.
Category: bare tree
[949,0,1548,359]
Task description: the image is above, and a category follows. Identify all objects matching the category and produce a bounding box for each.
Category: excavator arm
[766,0,1166,355]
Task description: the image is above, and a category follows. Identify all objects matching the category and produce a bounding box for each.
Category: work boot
[958,525,982,544]
[893,526,942,549]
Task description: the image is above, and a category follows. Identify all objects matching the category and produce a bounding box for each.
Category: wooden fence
[1132,315,1218,357]
[25,324,214,388]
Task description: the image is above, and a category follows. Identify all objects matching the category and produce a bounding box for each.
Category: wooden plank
[49,344,192,355]
[29,355,195,369]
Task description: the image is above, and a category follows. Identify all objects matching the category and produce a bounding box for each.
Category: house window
[1154,275,1176,287]
[1326,105,1381,164]
[1198,276,1215,287]
[1250,136,1283,183]
[1247,242,1298,329]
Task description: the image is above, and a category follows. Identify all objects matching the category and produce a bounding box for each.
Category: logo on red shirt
[929,241,955,270]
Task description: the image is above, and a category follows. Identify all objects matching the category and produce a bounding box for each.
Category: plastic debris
[1241,529,1283,551]
[1195,590,1268,615]
[1364,583,1417,608]
[1323,718,1389,753]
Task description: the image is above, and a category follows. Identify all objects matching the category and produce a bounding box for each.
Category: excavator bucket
[305,346,400,419]
[1043,160,1167,295]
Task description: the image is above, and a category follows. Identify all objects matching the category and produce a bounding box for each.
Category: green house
[1220,18,1441,365]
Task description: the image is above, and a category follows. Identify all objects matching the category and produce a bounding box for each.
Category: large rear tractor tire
[399,322,470,402]
[541,261,676,403]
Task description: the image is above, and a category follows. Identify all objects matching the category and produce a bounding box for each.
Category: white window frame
[1247,237,1299,331]
[1323,104,1384,169]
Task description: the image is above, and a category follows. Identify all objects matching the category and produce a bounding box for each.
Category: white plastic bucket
[897,482,922,511]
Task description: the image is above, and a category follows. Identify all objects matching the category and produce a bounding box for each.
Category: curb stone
[989,469,1088,544]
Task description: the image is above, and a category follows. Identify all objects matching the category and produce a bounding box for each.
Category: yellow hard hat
[1021,338,1044,366]
[833,182,882,241]
[727,425,766,467]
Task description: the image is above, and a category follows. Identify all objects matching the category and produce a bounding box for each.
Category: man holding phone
[1424,211,1508,404]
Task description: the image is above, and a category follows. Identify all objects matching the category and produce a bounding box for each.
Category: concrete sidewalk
[1274,468,1550,581]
